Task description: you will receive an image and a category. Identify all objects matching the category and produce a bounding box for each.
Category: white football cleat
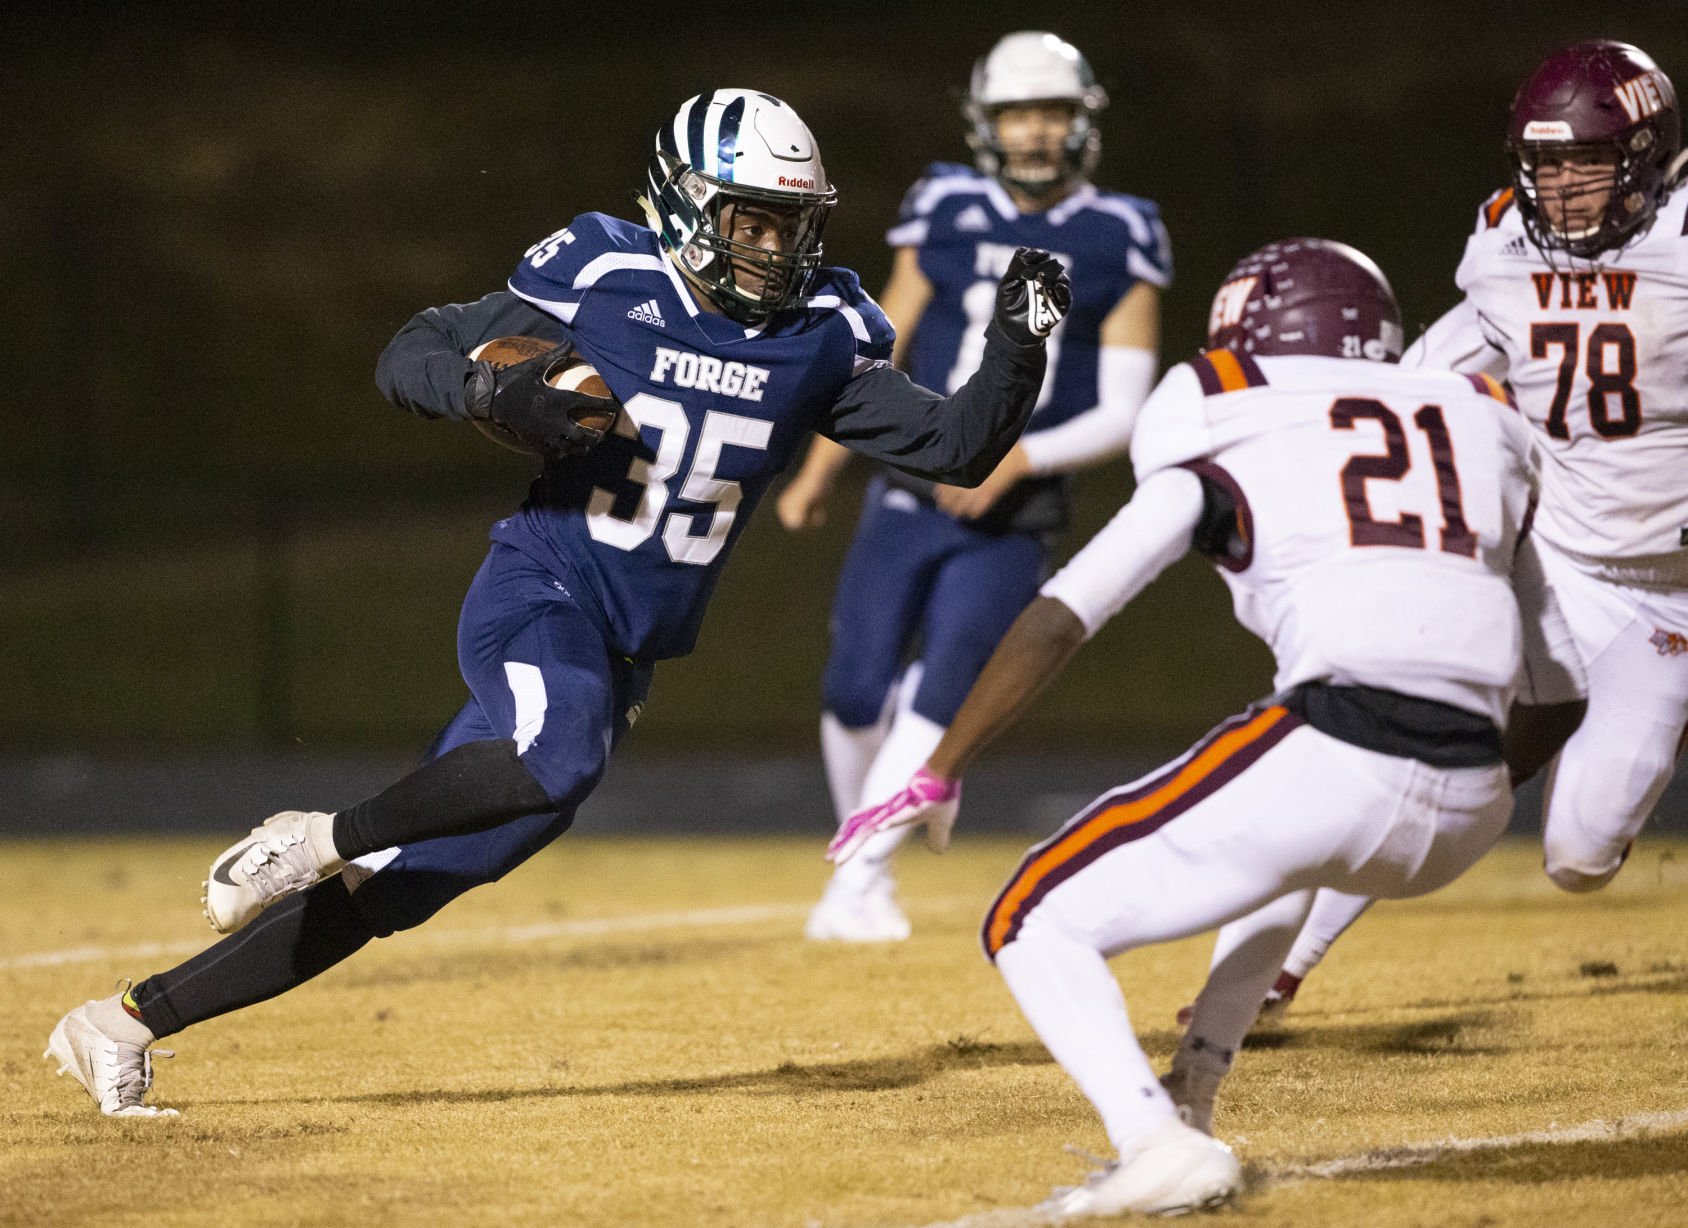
[45,997,178,1118]
[203,810,343,934]
[1041,1121,1241,1218]
[804,873,911,943]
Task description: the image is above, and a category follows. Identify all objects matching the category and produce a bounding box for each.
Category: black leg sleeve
[331,738,554,861]
[129,876,374,1040]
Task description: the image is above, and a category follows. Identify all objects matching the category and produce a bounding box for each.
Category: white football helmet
[641,89,837,321]
[965,32,1108,197]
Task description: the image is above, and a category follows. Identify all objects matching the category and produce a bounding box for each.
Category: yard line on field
[903,1106,1688,1228]
[1267,1104,1688,1179]
[3,940,207,972]
[1,897,977,972]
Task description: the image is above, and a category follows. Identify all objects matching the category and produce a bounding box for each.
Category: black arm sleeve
[819,321,1046,487]
[374,291,569,421]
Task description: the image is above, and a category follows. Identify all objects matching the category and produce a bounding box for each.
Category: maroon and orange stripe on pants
[981,705,1303,959]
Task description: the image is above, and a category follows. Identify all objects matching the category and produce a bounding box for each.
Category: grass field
[3,834,1685,1227]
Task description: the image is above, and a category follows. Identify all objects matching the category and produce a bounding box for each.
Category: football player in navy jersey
[43,89,1070,1118]
[777,33,1171,941]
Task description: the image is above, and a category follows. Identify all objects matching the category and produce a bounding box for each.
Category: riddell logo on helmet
[1523,120,1575,141]
[1614,71,1671,123]
[778,176,816,189]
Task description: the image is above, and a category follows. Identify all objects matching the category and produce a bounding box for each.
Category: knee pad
[1545,861,1620,894]
[822,666,896,730]
[1543,840,1629,894]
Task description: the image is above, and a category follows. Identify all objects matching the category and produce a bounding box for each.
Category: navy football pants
[345,544,651,936]
[822,480,1045,730]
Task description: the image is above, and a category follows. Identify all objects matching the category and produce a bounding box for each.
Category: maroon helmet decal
[1206,238,1403,362]
[1507,41,1683,258]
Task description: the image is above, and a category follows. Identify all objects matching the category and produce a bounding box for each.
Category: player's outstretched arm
[828,467,1206,863]
[821,248,1070,487]
[375,290,562,420]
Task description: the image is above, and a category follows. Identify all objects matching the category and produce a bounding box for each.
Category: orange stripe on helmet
[983,705,1293,955]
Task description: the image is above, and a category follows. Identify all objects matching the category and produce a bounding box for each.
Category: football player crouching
[828,239,1559,1216]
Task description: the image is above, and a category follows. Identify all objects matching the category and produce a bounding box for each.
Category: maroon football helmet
[1205,238,1403,362]
[1507,40,1682,258]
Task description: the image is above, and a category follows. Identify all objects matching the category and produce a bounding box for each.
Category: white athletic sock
[90,990,156,1047]
[306,811,347,874]
[830,707,949,890]
[1188,890,1314,1059]
[996,916,1177,1156]
[821,712,888,825]
[1282,888,1373,980]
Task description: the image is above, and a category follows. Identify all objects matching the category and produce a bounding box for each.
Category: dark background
[3,3,1685,822]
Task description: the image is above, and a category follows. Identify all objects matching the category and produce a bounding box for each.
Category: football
[467,336,621,454]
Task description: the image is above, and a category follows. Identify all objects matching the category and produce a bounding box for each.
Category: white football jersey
[1405,184,1688,566]
[1130,351,1536,724]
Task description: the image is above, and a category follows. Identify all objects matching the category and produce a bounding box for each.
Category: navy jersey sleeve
[812,266,896,369]
[1109,193,1173,290]
[505,213,638,326]
[884,161,973,249]
[374,290,565,421]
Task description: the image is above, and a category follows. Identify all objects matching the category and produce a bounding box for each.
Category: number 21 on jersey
[1330,398,1477,557]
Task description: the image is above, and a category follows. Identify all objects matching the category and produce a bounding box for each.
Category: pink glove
[826,767,962,864]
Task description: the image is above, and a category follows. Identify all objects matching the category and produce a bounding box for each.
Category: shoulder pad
[806,267,895,363]
[1129,363,1212,477]
[509,213,656,296]
[1188,348,1268,396]
[1479,188,1517,231]
[1080,191,1173,285]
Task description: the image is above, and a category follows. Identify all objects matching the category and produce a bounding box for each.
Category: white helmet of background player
[641,89,837,321]
[965,32,1108,197]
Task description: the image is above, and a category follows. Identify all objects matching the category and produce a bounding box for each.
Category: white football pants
[1535,540,1688,890]
[988,705,1511,1153]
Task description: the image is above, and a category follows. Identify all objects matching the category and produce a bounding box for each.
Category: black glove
[463,343,617,457]
[993,247,1072,345]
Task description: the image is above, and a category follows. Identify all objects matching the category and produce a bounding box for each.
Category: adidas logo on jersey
[955,204,992,232]
[627,299,666,327]
[1500,236,1529,257]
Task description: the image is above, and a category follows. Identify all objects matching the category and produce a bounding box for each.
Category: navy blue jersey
[377,213,1048,662]
[888,163,1171,428]
[500,212,894,660]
